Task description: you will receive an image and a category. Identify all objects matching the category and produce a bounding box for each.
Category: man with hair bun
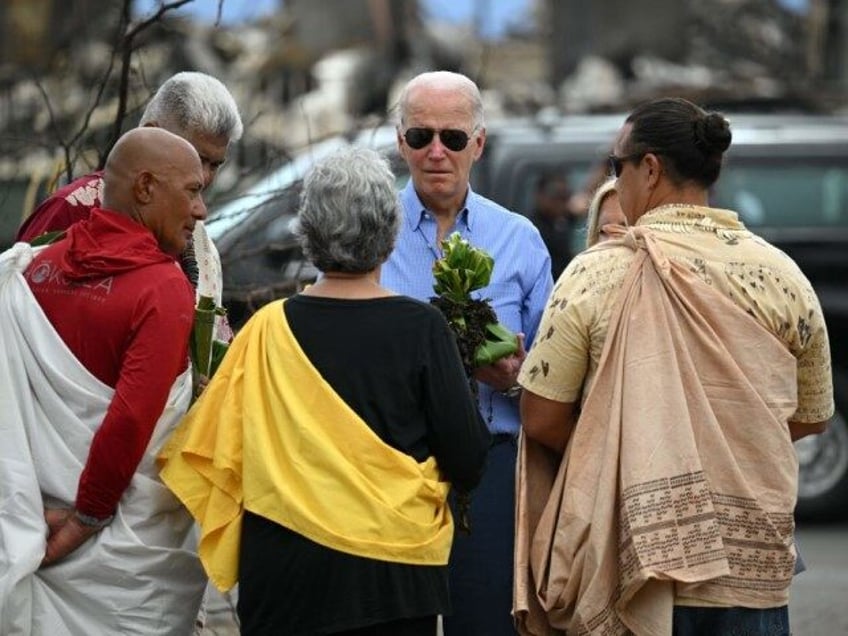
[516,97,833,636]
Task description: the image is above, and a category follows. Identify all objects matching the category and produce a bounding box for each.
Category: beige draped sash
[514,228,799,635]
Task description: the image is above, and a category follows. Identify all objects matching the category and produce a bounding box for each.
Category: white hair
[396,71,484,130]
[140,71,243,141]
[293,147,401,273]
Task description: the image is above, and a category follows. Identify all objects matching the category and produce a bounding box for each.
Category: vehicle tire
[794,368,848,521]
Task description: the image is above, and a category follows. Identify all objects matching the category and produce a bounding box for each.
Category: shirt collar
[401,181,474,232]
[637,203,746,231]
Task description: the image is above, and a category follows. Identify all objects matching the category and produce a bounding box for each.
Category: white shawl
[0,243,206,635]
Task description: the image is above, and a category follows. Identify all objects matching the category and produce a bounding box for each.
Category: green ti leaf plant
[431,232,518,370]
[190,295,229,381]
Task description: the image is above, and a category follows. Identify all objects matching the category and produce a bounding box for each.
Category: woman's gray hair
[585,177,619,248]
[139,72,243,141]
[293,147,401,273]
[396,71,485,131]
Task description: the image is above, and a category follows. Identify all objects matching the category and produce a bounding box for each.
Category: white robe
[0,243,206,635]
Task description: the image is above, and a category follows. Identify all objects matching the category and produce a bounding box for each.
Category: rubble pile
[0,0,842,243]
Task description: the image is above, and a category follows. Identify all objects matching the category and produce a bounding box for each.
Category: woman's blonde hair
[585,178,619,248]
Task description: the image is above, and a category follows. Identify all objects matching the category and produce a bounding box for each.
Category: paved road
[201,522,848,635]
[790,521,848,635]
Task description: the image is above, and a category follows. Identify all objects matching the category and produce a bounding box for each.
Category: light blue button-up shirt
[381,181,553,434]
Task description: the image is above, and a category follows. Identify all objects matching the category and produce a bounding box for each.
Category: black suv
[206,113,848,520]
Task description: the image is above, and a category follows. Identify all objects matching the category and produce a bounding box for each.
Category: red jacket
[17,171,104,242]
[26,208,195,517]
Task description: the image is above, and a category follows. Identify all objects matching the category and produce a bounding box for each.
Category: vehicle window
[712,159,848,228]
[498,159,606,255]
[493,160,596,216]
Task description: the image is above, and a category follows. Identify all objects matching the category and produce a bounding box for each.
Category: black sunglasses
[608,153,644,178]
[403,127,474,152]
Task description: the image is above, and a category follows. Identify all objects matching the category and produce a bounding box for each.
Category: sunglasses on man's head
[403,127,474,152]
[608,153,643,178]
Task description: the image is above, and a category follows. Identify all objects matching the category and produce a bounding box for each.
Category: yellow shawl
[514,228,799,635]
[159,300,453,592]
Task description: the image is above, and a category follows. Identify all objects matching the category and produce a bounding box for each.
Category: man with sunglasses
[516,98,831,635]
[382,70,553,636]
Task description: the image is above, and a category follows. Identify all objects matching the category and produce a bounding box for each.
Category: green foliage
[190,295,228,381]
[475,322,520,367]
[431,232,517,369]
[432,231,494,302]
[28,230,66,246]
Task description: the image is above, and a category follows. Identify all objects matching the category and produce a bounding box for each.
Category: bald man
[17,71,244,347]
[0,128,208,634]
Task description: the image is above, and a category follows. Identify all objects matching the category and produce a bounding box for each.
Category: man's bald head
[102,128,207,255]
[102,128,199,211]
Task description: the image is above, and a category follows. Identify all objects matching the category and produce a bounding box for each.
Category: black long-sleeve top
[237,294,490,636]
[284,294,489,490]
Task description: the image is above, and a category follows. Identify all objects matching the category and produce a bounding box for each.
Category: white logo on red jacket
[27,260,114,294]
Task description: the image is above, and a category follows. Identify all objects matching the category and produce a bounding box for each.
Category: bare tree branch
[106,0,197,165]
[70,6,128,174]
[34,5,124,185]
[108,0,137,163]
[32,0,196,181]
[33,80,72,183]
[126,0,195,40]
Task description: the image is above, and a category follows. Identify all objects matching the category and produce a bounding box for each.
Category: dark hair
[536,170,571,196]
[624,97,731,188]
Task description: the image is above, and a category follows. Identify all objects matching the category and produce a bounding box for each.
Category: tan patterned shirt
[520,204,834,423]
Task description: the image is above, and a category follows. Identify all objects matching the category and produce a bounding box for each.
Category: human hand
[40,509,101,568]
[195,373,210,397]
[44,507,72,538]
[473,333,526,391]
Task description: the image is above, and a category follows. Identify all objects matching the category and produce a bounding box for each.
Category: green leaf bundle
[190,295,229,380]
[430,232,518,373]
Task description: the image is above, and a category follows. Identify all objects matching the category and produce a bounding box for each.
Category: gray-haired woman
[161,146,490,636]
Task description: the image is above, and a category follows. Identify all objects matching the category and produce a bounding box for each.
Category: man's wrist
[72,510,114,530]
[499,384,522,399]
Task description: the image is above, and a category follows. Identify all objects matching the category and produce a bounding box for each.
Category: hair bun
[694,113,732,154]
